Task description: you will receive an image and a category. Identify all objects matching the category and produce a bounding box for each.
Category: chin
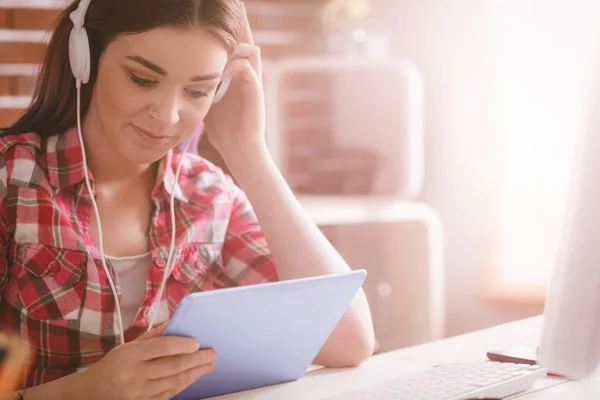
[125,148,170,166]
[120,124,176,164]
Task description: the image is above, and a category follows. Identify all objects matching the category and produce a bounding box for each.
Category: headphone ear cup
[69,26,91,83]
[212,76,232,104]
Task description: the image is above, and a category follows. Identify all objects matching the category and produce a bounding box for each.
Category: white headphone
[68,0,91,84]
[67,0,230,345]
[68,0,231,97]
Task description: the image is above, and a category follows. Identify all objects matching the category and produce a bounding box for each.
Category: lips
[131,124,174,146]
[132,124,169,139]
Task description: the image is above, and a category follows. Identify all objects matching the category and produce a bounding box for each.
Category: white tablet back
[163,269,367,400]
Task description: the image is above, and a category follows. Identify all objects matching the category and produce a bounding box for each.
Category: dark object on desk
[487,345,538,365]
[487,346,565,378]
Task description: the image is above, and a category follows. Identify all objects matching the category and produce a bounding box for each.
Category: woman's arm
[202,4,374,367]
[224,144,376,368]
[9,372,89,400]
[12,326,215,400]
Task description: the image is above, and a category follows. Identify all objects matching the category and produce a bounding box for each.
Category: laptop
[162,269,367,400]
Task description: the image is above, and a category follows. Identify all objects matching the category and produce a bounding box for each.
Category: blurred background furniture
[264,55,445,351]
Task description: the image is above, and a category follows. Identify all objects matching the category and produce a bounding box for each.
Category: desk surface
[214,316,600,399]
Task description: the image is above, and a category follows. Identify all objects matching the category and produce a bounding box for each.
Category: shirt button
[155,258,166,268]
[195,259,208,274]
[49,261,59,272]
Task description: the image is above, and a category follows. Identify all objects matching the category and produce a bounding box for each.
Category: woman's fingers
[235,43,261,81]
[145,349,216,379]
[239,2,254,45]
[224,43,262,84]
[223,58,260,87]
[235,3,262,81]
[137,336,200,361]
[149,363,216,400]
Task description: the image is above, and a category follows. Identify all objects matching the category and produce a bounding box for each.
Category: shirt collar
[46,127,189,203]
[45,127,87,190]
[154,149,190,203]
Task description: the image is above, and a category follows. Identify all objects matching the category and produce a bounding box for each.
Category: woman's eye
[126,70,209,99]
[188,90,209,99]
[128,71,156,89]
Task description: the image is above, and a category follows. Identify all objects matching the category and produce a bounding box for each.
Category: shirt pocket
[169,243,223,295]
[12,243,87,321]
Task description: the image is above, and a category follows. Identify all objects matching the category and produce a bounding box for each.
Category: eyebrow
[125,55,221,82]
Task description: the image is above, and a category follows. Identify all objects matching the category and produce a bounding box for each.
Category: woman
[0,0,375,399]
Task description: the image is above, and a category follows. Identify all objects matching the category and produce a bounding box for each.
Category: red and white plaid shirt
[0,127,278,388]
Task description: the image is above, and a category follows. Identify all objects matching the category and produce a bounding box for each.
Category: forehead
[105,27,229,72]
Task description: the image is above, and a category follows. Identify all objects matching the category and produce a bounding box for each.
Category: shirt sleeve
[216,175,278,288]
[0,156,10,295]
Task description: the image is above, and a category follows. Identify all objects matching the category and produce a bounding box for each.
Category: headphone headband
[70,0,91,29]
[67,0,229,100]
[68,0,92,84]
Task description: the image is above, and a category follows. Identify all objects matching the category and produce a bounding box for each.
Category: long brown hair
[0,0,243,138]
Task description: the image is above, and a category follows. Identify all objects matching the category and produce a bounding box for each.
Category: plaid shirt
[0,127,277,388]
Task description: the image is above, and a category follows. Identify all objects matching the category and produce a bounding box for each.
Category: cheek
[179,101,211,132]
[98,74,146,121]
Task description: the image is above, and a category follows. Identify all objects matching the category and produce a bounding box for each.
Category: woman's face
[91,26,229,164]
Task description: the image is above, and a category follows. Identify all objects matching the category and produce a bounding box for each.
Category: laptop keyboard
[325,361,547,400]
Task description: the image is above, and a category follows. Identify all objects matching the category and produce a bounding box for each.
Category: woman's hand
[81,323,216,400]
[203,2,267,162]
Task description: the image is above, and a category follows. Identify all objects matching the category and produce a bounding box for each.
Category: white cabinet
[265,57,446,350]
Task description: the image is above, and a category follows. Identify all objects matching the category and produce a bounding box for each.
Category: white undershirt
[106,252,152,329]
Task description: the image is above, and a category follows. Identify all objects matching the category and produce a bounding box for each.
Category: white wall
[374,0,542,336]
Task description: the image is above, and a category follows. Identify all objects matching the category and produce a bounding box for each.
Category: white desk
[214,316,600,399]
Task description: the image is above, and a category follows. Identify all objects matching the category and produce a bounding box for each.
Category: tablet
[162,269,367,400]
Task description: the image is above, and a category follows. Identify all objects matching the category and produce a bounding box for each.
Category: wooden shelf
[0,28,302,46]
[0,0,68,9]
[0,1,315,15]
[0,64,39,75]
[248,31,304,46]
[0,29,49,43]
[0,96,30,109]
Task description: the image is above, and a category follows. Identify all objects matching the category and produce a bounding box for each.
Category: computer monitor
[537,65,600,380]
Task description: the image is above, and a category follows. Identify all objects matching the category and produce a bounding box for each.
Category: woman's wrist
[21,368,94,400]
[220,139,274,180]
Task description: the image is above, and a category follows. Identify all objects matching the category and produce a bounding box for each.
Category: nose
[150,89,180,126]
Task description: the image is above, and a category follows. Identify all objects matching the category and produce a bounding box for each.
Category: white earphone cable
[76,79,192,341]
[147,136,192,331]
[71,0,205,345]
[75,79,125,345]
